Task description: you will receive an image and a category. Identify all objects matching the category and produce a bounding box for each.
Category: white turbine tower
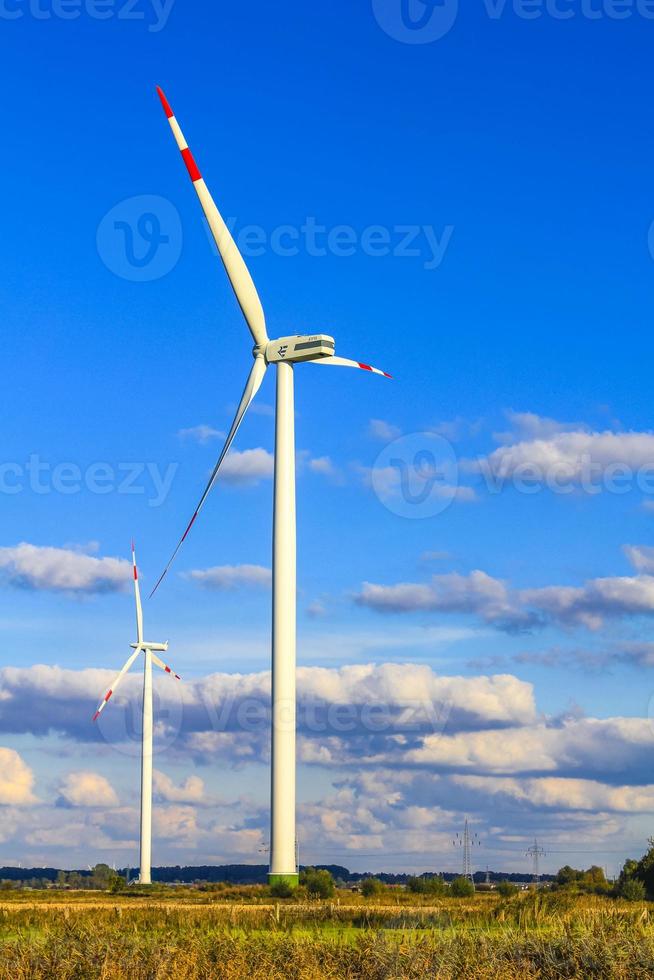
[92,544,181,885]
[152,87,391,886]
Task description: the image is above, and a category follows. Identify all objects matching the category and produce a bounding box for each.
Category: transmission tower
[453,818,480,882]
[526,839,546,884]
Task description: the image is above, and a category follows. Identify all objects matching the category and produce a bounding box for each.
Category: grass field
[1,889,652,978]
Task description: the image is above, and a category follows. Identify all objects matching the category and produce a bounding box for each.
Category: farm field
[1,890,653,979]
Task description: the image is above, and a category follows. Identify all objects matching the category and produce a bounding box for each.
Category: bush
[270,879,296,899]
[361,878,384,897]
[300,868,335,899]
[450,877,475,898]
[406,875,447,896]
[497,881,519,899]
[620,878,646,902]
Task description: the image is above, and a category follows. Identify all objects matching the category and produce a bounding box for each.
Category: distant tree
[361,877,384,897]
[300,868,335,899]
[620,878,646,902]
[634,839,654,899]
[497,881,519,899]
[406,875,446,896]
[450,877,475,898]
[554,865,608,894]
[556,865,580,887]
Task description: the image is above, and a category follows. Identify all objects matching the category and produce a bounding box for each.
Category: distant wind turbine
[152,87,391,886]
[92,544,181,885]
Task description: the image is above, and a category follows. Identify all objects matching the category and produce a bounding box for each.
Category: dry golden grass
[0,890,651,978]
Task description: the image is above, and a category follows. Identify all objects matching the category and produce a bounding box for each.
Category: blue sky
[2,0,654,876]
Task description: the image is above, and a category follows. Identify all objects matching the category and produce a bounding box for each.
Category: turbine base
[268,872,299,888]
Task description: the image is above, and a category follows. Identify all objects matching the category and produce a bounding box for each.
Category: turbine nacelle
[264,334,335,364]
[130,641,169,652]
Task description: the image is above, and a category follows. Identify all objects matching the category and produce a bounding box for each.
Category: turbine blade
[92,649,142,722]
[308,355,392,379]
[150,355,268,597]
[156,87,268,349]
[151,651,181,680]
[132,541,143,645]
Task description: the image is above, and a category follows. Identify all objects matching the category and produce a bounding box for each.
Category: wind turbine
[92,544,181,885]
[152,87,391,886]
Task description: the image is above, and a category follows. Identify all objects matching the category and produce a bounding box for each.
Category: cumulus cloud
[624,545,654,574]
[453,775,654,813]
[153,805,199,843]
[0,662,536,745]
[356,572,530,630]
[221,449,274,485]
[368,419,401,441]
[493,411,588,444]
[57,771,119,808]
[0,747,37,805]
[178,425,225,444]
[0,544,130,594]
[184,564,272,590]
[153,771,205,804]
[401,716,654,781]
[356,562,654,631]
[307,456,341,481]
[481,419,654,488]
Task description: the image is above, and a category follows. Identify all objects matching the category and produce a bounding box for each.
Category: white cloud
[0,544,129,594]
[624,545,654,574]
[368,419,401,441]
[153,805,199,844]
[0,748,37,805]
[483,424,654,485]
[185,564,272,590]
[57,771,119,808]
[431,417,483,443]
[307,456,341,482]
[453,775,654,813]
[493,411,588,444]
[357,561,654,631]
[357,572,522,626]
[178,425,225,444]
[153,771,205,804]
[221,448,274,485]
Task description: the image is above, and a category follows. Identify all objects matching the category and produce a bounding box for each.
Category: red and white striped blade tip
[156,86,174,118]
[358,362,392,378]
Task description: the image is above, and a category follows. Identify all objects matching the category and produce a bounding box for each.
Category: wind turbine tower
[153,87,391,886]
[92,544,181,885]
